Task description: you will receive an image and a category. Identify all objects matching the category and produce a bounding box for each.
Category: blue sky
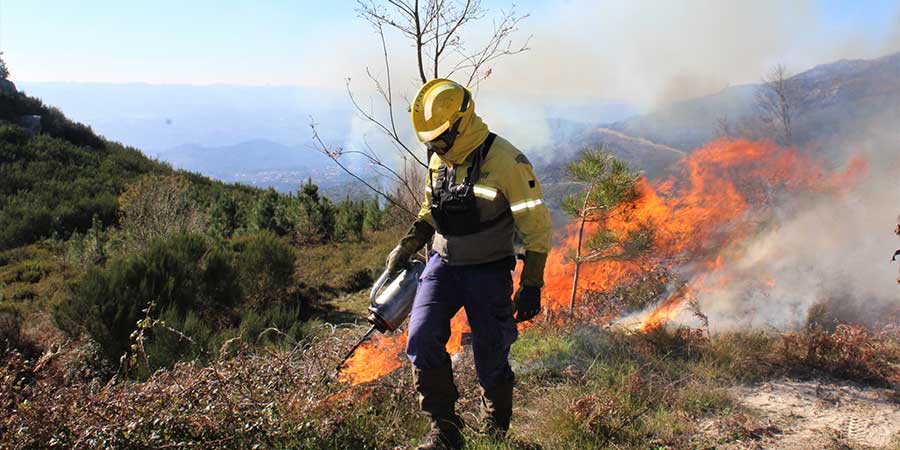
[2,1,899,104]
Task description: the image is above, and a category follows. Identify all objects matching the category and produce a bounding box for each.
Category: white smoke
[487,0,900,108]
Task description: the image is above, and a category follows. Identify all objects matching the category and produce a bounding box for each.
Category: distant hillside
[607,51,900,152]
[0,81,257,250]
[538,51,900,221]
[610,86,756,151]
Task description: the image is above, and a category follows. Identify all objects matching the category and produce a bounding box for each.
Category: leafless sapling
[309,0,530,219]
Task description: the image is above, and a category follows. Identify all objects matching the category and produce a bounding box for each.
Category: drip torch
[332,260,426,377]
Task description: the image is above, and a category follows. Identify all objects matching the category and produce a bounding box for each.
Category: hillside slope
[0,81,257,250]
[607,51,900,152]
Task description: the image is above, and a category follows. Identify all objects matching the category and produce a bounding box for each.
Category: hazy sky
[3,0,900,106]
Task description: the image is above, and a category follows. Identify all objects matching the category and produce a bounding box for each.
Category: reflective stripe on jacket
[418,129,552,265]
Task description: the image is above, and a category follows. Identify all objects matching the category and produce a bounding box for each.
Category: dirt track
[729,380,900,449]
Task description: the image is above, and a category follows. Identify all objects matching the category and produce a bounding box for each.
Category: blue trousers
[406,253,518,389]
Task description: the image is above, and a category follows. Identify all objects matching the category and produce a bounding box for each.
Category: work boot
[417,415,465,450]
[414,366,465,450]
[479,376,515,439]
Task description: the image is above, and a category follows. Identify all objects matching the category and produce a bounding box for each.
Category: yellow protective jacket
[417,113,552,265]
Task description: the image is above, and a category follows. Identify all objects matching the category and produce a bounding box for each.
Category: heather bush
[51,230,313,372]
[117,174,207,253]
[779,323,900,386]
[0,304,38,358]
[54,233,241,364]
[0,324,426,450]
[232,231,296,309]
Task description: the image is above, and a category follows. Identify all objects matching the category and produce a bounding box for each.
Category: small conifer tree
[561,148,650,310]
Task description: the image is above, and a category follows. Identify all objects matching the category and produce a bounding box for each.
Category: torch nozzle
[331,324,378,379]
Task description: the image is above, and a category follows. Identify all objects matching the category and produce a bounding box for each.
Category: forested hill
[0,83,259,250]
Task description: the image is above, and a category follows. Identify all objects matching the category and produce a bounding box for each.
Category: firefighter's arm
[386,171,435,276]
[500,153,552,288]
[416,153,441,228]
[417,175,435,227]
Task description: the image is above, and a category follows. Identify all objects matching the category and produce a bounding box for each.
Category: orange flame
[338,138,867,385]
[548,138,864,330]
[339,309,472,385]
[338,330,408,385]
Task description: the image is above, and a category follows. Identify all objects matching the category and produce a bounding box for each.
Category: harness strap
[429,133,497,197]
[467,133,496,185]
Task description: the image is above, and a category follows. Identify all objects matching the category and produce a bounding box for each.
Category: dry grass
[2,317,898,449]
[1,322,428,449]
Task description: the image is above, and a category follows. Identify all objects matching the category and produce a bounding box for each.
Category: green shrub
[145,308,214,370]
[54,233,241,363]
[232,231,296,309]
[237,304,306,347]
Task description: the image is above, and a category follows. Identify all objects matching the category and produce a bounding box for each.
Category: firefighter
[384,79,552,449]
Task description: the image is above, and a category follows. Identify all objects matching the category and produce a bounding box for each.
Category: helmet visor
[424,118,461,155]
[416,120,451,143]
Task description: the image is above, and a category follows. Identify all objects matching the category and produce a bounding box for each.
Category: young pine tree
[363,198,384,233]
[297,179,335,241]
[561,148,650,310]
[335,197,365,241]
[208,193,240,240]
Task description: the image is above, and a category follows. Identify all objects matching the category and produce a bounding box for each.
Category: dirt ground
[723,379,900,449]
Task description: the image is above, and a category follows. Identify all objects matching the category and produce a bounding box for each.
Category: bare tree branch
[309,0,529,216]
[345,78,426,168]
[756,64,801,145]
[414,0,428,83]
[308,119,416,218]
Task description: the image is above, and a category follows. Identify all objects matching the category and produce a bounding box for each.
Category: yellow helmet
[410,79,473,154]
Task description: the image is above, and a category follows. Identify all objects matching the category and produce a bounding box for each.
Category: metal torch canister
[367,260,426,333]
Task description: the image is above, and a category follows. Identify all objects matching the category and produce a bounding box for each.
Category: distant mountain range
[18,82,639,194]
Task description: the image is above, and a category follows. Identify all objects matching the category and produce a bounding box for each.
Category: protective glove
[514,251,548,322]
[385,219,435,276]
[514,285,541,322]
